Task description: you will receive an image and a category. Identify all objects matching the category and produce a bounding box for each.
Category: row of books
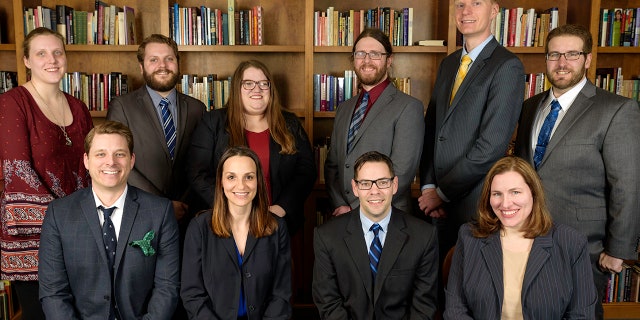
[313,71,359,112]
[314,7,414,47]
[170,2,263,46]
[524,73,551,99]
[58,72,129,111]
[595,67,640,102]
[23,3,137,45]
[599,8,640,47]
[491,7,559,47]
[604,262,640,303]
[0,72,18,95]
[176,74,231,111]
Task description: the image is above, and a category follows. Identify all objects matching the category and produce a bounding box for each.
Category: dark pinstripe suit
[444,223,597,319]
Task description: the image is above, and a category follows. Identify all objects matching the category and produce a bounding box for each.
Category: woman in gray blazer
[181,147,291,320]
[445,156,597,319]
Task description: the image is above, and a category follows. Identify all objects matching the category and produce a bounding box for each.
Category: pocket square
[129,230,156,256]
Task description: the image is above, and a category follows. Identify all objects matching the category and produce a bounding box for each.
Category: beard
[355,63,388,86]
[143,68,180,92]
[548,63,586,92]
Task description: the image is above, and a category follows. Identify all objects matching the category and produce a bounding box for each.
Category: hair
[84,120,134,154]
[136,34,180,63]
[473,156,553,238]
[351,28,393,58]
[211,146,277,238]
[225,60,296,154]
[545,24,593,54]
[23,27,66,59]
[353,151,395,179]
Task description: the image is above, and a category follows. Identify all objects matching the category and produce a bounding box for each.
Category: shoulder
[282,110,302,126]
[49,187,91,207]
[387,85,424,107]
[315,211,353,236]
[394,209,435,235]
[591,84,639,110]
[177,91,207,108]
[550,223,588,245]
[128,186,172,207]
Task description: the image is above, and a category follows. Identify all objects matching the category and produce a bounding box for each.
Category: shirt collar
[92,185,128,210]
[548,77,587,111]
[462,34,494,62]
[359,209,392,235]
[146,86,177,108]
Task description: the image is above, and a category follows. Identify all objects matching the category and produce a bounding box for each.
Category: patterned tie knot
[100,206,116,218]
[460,54,472,67]
[450,55,473,104]
[550,99,562,112]
[370,223,381,236]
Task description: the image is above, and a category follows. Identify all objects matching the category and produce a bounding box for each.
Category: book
[227,0,235,45]
[414,39,446,46]
[611,8,623,46]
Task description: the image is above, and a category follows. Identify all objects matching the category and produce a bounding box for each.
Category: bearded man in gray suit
[515,24,640,319]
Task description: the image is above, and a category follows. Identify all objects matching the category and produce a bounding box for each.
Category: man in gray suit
[107,34,206,222]
[39,121,180,320]
[325,28,425,216]
[419,0,524,261]
[314,151,438,319]
[515,24,640,319]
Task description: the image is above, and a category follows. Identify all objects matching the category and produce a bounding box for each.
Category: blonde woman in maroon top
[0,27,92,320]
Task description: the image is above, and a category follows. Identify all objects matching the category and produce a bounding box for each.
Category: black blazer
[180,212,291,320]
[312,208,438,319]
[187,108,316,233]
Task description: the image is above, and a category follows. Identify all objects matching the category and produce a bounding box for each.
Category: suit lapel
[81,191,110,265]
[480,234,505,307]
[175,94,189,157]
[140,89,173,160]
[522,230,552,298]
[344,212,374,301]
[373,212,407,303]
[448,39,498,111]
[114,187,140,272]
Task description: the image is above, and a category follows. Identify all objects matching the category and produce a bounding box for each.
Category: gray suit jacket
[421,38,524,226]
[325,84,425,213]
[445,223,597,319]
[515,81,640,279]
[39,186,180,320]
[107,87,205,203]
[313,208,438,320]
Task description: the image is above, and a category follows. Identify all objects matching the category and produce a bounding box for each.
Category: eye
[226,174,236,180]
[115,152,127,158]
[166,56,175,62]
[95,152,105,157]
[149,57,157,63]
[245,174,255,181]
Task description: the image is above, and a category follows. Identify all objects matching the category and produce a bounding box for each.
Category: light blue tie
[369,223,383,283]
[159,98,177,159]
[347,92,369,153]
[533,100,562,169]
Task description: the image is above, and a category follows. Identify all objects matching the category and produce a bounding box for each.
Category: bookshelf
[1,0,639,315]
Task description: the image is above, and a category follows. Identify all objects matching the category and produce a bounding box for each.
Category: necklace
[30,82,72,146]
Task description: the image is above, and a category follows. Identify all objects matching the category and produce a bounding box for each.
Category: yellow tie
[450,55,472,104]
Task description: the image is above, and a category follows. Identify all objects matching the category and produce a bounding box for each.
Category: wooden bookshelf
[1,0,639,315]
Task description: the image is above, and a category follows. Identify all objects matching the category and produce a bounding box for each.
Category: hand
[418,188,443,214]
[599,252,624,273]
[172,201,188,222]
[428,207,447,219]
[269,205,286,217]
[332,206,351,216]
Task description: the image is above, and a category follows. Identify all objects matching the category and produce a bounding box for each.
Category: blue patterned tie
[160,98,177,159]
[369,223,383,283]
[347,92,369,153]
[100,206,118,320]
[533,100,562,169]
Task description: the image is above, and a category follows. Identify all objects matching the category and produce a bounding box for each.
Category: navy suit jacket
[180,212,291,319]
[421,38,524,226]
[38,186,180,320]
[313,208,438,320]
[187,108,316,234]
[445,223,597,319]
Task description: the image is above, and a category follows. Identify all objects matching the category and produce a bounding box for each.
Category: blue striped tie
[159,98,177,159]
[347,92,369,153]
[533,100,562,169]
[369,223,383,283]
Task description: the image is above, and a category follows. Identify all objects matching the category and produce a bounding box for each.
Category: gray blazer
[325,84,425,213]
[107,87,205,203]
[445,223,597,319]
[421,37,524,226]
[313,208,438,319]
[515,81,640,290]
[39,186,180,320]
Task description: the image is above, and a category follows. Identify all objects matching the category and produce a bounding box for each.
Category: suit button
[104,295,110,301]
[345,164,350,168]
[248,305,255,311]
[345,190,350,195]
[245,272,252,278]
[438,136,445,141]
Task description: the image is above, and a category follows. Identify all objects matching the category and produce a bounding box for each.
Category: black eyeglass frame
[354,177,395,190]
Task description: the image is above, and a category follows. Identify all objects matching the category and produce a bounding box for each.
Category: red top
[354,78,391,119]
[245,129,271,204]
[0,86,93,280]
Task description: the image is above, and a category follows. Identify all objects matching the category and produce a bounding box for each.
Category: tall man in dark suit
[325,28,425,216]
[314,151,438,319]
[38,121,180,320]
[419,0,524,259]
[514,24,640,319]
[107,34,206,222]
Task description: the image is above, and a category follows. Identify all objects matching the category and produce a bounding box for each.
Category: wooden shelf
[604,302,640,319]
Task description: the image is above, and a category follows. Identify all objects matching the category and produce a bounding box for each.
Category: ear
[351,179,360,198]
[391,176,399,195]
[23,56,31,69]
[83,153,89,170]
[139,63,144,75]
[130,153,136,168]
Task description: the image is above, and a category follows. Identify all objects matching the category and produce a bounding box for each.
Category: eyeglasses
[545,51,585,61]
[354,177,394,190]
[242,80,271,90]
[353,51,388,60]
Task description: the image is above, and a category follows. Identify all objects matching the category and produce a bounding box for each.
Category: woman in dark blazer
[181,146,291,320]
[445,156,597,319]
[188,60,316,235]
